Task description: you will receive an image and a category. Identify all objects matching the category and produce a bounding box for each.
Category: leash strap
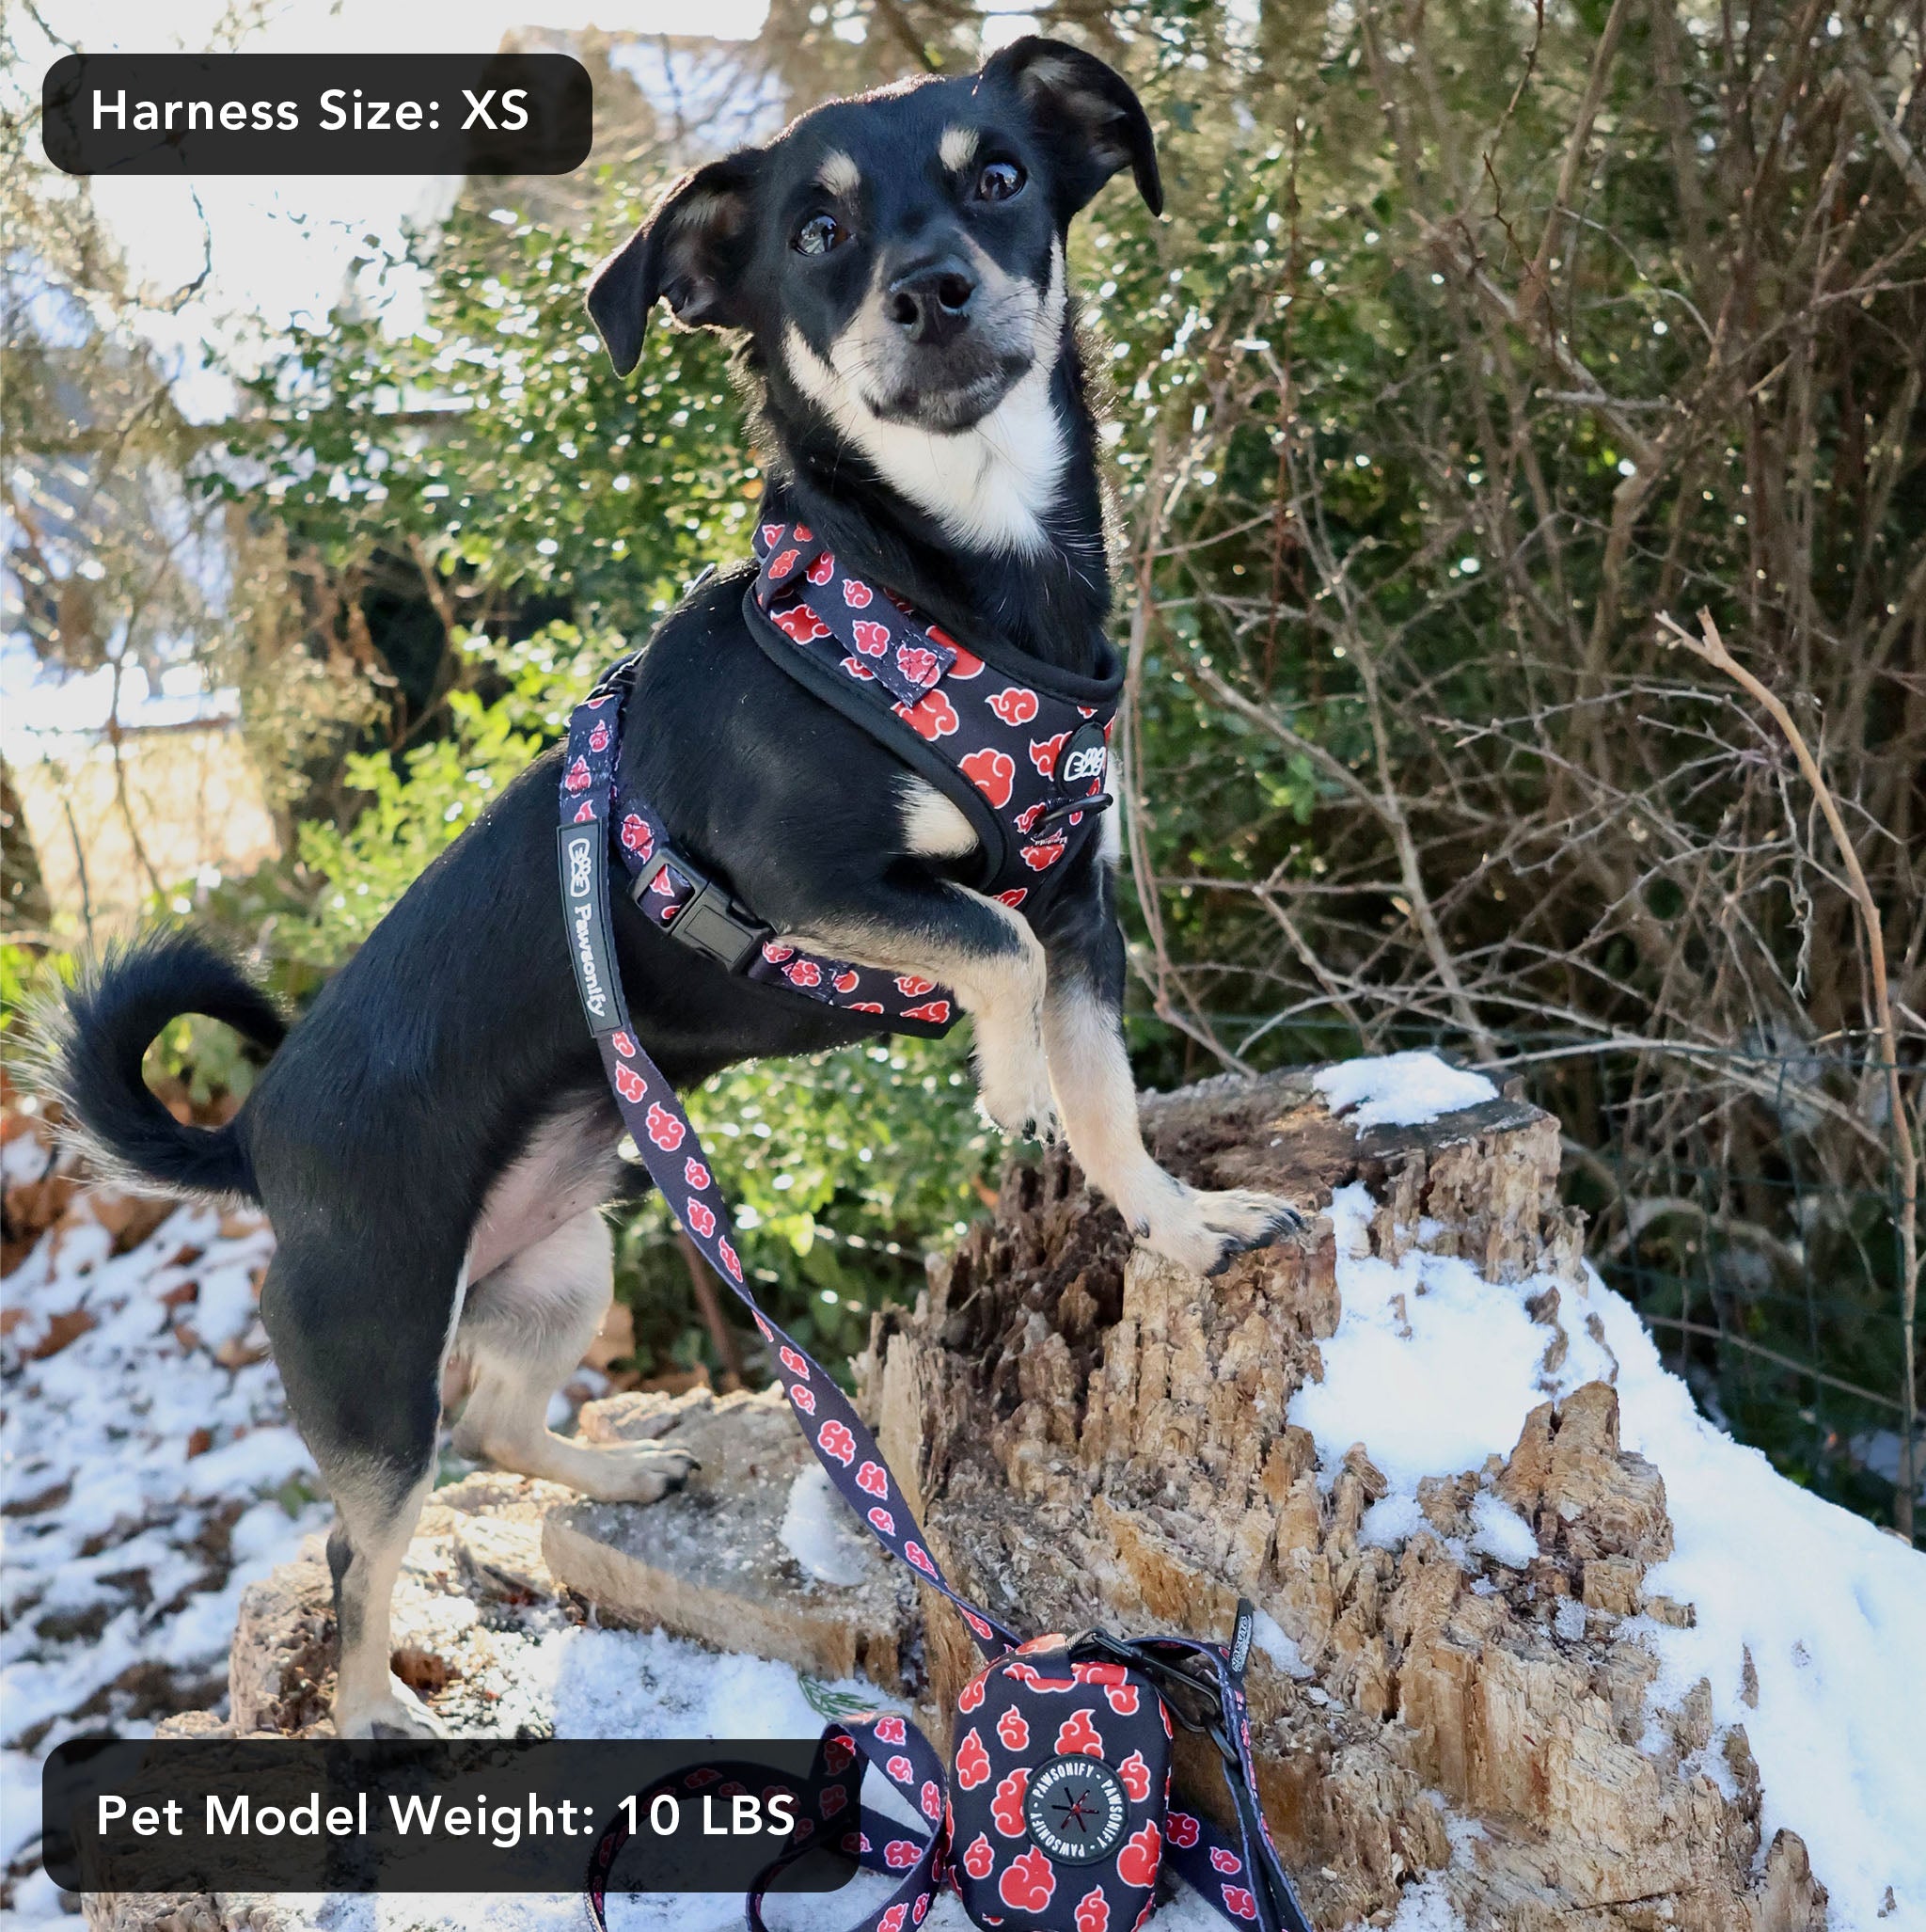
[563,675,1307,1932]
[560,673,1022,1659]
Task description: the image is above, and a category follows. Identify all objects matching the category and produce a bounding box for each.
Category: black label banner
[40,1737,860,1894]
[41,54,592,175]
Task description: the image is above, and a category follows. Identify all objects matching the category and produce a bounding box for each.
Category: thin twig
[1659,607,1921,1542]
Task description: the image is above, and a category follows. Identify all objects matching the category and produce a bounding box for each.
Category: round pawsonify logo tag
[1058,722,1109,795]
[1022,1755,1128,1865]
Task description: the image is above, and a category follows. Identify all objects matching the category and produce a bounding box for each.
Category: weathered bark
[861,1069,1824,1932]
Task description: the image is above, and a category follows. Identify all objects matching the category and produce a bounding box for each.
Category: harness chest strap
[560,683,1309,1932]
[744,498,1122,907]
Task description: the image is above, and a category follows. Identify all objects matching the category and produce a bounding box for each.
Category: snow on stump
[542,1384,919,1690]
[860,1057,1918,1931]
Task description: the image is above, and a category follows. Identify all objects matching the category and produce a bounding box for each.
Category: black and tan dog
[56,39,1301,1736]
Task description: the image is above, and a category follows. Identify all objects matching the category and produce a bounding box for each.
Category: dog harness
[558,656,1316,1932]
[743,497,1124,909]
[559,492,1121,1040]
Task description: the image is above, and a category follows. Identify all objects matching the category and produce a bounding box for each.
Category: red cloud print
[954,1729,991,1790]
[896,690,958,741]
[957,1672,988,1715]
[855,1461,889,1497]
[904,1541,938,1576]
[960,746,1017,808]
[878,1907,907,1932]
[900,1000,952,1024]
[1115,1822,1161,1891]
[995,1707,1029,1751]
[718,1239,742,1282]
[683,1156,709,1189]
[784,959,822,987]
[851,619,892,656]
[823,1734,856,1773]
[1076,1889,1110,1932]
[987,687,1039,727]
[885,1840,922,1870]
[644,1103,685,1149]
[564,755,592,792]
[778,1348,810,1381]
[790,1383,815,1415]
[773,606,831,644]
[1116,1750,1151,1802]
[998,1847,1056,1913]
[867,1506,895,1536]
[994,888,1027,908]
[762,942,794,963]
[685,1198,716,1239]
[1028,732,1067,777]
[840,655,877,681]
[833,969,860,993]
[844,578,874,608]
[614,1066,646,1105]
[1210,1847,1243,1875]
[873,1716,907,1746]
[1221,1887,1256,1921]
[894,976,935,997]
[807,552,836,586]
[922,1782,943,1821]
[945,640,984,678]
[963,1834,995,1881]
[619,815,653,858]
[1053,1709,1104,1757]
[589,721,610,752]
[1020,840,1066,873]
[896,644,939,688]
[990,1769,1029,1837]
[816,1420,855,1465]
[886,1755,913,1784]
[768,547,798,578]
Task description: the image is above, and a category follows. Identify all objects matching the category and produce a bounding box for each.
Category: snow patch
[1313,1053,1497,1131]
[779,1464,876,1588]
[1293,1180,1926,1932]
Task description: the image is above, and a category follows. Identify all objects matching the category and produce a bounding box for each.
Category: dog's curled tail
[51,928,286,1202]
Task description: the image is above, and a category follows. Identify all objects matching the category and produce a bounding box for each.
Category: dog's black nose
[887,260,976,345]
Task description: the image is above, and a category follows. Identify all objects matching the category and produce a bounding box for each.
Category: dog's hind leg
[259,1245,454,1738]
[450,1211,696,1502]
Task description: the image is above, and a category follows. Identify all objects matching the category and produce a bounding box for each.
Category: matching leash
[560,665,1311,1932]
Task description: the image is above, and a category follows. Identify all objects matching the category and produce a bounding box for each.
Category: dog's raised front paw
[1141,1185,1305,1277]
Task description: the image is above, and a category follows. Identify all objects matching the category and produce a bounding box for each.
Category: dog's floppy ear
[586,151,763,376]
[981,36,1162,217]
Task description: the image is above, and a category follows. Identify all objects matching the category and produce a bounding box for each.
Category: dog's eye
[794,214,845,256]
[975,160,1025,203]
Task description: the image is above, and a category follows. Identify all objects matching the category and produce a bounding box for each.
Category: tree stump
[860,1069,1825,1932]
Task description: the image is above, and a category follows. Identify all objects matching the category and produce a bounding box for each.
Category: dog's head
[586,38,1160,438]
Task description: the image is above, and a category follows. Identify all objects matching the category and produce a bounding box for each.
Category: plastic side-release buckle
[631,849,773,974]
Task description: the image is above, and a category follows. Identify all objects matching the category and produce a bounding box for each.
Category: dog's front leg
[785,878,1056,1142]
[1037,893,1304,1276]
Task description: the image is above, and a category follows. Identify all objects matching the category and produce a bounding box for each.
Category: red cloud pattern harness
[561,547,1311,1932]
[743,499,1123,911]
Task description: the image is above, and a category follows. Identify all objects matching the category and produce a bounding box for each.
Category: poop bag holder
[560,673,1312,1932]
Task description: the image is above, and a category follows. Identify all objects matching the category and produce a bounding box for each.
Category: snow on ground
[1,1126,332,1887]
[1299,1117,1926,1932]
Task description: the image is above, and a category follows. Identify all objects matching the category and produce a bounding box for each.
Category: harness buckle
[631,850,773,975]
